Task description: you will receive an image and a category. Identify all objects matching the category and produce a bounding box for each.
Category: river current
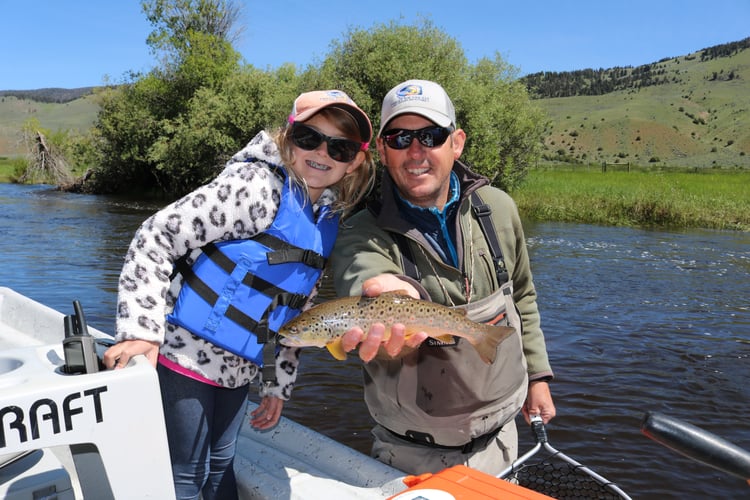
[1,183,748,499]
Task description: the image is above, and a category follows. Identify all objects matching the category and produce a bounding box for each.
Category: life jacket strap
[253,233,327,269]
[175,257,306,340]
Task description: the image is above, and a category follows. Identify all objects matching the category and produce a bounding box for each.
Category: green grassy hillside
[0,94,99,156]
[536,46,750,168]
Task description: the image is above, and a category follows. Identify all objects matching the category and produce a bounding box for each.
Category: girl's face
[289,113,364,202]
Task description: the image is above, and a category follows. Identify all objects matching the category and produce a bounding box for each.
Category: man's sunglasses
[381,126,453,150]
[290,124,365,163]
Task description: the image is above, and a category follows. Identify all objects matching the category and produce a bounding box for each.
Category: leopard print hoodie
[115,131,334,399]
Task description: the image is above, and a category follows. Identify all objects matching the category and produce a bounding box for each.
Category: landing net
[499,416,631,500]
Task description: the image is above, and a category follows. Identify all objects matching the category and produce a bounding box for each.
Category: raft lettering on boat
[0,385,108,448]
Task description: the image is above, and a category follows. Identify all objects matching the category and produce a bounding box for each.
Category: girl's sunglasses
[381,126,453,150]
[290,124,365,163]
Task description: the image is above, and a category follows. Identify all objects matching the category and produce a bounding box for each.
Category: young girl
[103,90,374,500]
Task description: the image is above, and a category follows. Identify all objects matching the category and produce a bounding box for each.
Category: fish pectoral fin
[325,339,348,361]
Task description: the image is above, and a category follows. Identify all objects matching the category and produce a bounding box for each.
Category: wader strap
[385,425,503,454]
[369,193,506,283]
[470,191,509,284]
[253,233,327,269]
[393,233,421,281]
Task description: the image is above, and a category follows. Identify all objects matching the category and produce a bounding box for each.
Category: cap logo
[396,84,422,97]
[321,90,352,103]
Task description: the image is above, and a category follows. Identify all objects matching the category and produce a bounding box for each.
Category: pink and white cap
[289,90,372,150]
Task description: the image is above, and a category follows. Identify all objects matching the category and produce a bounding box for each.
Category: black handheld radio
[62,300,100,374]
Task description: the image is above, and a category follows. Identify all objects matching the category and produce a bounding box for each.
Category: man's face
[377,114,465,210]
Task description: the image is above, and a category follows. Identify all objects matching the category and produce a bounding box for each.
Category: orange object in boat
[388,464,555,500]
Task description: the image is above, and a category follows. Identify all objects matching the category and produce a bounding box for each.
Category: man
[330,79,555,476]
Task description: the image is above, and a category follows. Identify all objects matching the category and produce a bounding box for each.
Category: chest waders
[367,186,528,450]
[167,172,338,383]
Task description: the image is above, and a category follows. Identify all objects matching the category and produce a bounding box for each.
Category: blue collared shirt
[394,171,461,267]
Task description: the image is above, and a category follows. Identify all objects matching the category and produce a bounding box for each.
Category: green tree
[457,56,546,190]
[86,0,244,195]
[148,66,300,193]
[86,80,166,193]
[141,0,243,114]
[84,13,544,196]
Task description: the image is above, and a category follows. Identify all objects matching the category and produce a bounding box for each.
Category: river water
[1,183,748,499]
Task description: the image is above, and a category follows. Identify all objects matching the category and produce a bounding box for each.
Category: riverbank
[512,167,750,231]
[3,160,748,231]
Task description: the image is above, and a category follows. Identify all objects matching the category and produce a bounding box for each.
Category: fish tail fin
[473,325,516,364]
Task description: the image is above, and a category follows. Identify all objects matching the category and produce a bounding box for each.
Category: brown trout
[278,291,516,364]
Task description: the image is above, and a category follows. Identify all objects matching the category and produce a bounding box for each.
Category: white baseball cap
[379,79,456,135]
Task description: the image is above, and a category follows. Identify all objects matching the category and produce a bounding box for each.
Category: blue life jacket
[167,169,339,380]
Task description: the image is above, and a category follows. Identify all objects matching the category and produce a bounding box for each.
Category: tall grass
[0,156,26,183]
[512,168,750,231]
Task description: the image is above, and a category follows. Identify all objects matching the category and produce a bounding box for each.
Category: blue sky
[2,1,749,90]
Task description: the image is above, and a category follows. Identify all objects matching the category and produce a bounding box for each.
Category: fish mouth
[278,336,299,347]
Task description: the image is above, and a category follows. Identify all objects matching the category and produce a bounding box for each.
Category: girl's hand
[250,396,284,430]
[102,339,160,369]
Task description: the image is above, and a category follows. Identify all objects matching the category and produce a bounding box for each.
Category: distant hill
[0,92,100,156]
[0,87,95,103]
[2,38,749,168]
[525,37,750,168]
[521,38,750,98]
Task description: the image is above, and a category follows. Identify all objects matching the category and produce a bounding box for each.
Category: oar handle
[641,411,750,485]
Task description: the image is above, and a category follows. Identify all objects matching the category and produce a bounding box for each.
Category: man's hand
[522,380,556,424]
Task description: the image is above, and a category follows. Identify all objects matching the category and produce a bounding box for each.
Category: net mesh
[503,455,627,499]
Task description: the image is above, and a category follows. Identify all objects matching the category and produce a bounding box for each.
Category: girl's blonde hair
[274,107,375,217]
